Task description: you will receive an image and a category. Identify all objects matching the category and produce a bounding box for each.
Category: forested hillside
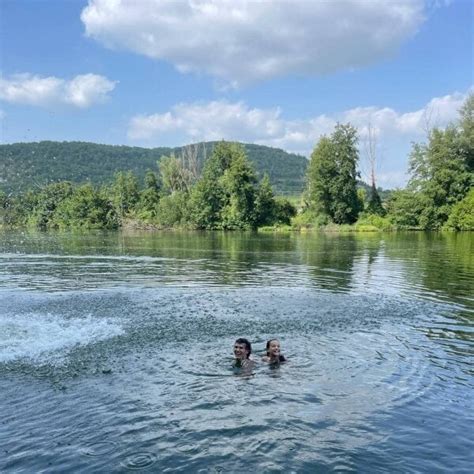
[0,141,308,195]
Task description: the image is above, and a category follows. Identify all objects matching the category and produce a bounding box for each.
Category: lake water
[0,230,473,473]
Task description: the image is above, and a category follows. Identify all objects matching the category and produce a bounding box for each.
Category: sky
[0,0,472,188]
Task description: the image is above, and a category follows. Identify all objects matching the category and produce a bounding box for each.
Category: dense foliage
[386,95,473,230]
[299,95,473,230]
[1,96,472,232]
[304,123,362,224]
[0,142,295,230]
[0,140,307,196]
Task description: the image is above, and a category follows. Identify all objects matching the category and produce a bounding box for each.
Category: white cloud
[128,90,468,151]
[0,73,117,109]
[340,91,466,136]
[127,89,470,188]
[129,101,284,142]
[81,0,426,86]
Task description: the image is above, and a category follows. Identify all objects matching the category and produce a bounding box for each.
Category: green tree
[54,183,118,229]
[408,126,472,229]
[156,191,190,227]
[110,171,139,221]
[255,174,277,226]
[385,189,424,228]
[402,94,474,230]
[274,197,297,225]
[459,93,474,172]
[445,188,474,230]
[220,148,258,229]
[253,174,297,226]
[159,155,191,194]
[3,190,38,227]
[366,183,386,216]
[191,142,258,229]
[306,123,361,224]
[0,190,9,225]
[30,181,74,229]
[137,170,161,220]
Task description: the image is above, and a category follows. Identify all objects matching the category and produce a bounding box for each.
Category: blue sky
[0,0,472,188]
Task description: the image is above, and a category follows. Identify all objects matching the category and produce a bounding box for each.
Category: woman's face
[268,340,281,357]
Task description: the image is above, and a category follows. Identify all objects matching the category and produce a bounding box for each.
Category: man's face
[234,342,249,360]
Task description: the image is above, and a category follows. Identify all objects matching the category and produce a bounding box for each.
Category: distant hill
[0,141,308,195]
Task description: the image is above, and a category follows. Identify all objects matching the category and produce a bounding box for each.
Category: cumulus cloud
[340,91,466,137]
[129,101,284,142]
[128,90,468,154]
[81,0,426,86]
[0,73,117,109]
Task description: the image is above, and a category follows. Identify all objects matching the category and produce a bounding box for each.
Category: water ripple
[1,230,473,473]
[120,452,157,470]
[79,440,118,457]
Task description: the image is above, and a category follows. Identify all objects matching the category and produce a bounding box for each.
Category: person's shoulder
[261,356,270,362]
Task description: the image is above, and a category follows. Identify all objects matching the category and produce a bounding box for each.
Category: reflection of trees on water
[382,232,474,310]
[296,233,359,292]
[348,233,382,292]
[1,230,473,304]
[422,233,473,308]
[380,232,474,363]
[1,230,302,289]
[118,230,301,287]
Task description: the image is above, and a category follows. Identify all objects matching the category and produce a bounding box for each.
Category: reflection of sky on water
[50,326,428,459]
[0,247,455,298]
[1,232,472,314]
[1,230,473,472]
[0,287,445,455]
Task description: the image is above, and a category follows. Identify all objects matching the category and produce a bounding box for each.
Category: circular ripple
[33,364,55,379]
[121,452,158,470]
[79,440,117,457]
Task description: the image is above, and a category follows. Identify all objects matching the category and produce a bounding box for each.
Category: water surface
[1,230,473,472]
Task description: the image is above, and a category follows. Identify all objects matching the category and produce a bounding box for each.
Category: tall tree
[408,125,472,229]
[137,170,161,220]
[459,93,474,172]
[110,171,139,220]
[306,123,361,224]
[159,155,193,194]
[363,123,385,215]
[254,174,277,227]
[31,181,74,229]
[191,142,259,229]
[220,148,258,229]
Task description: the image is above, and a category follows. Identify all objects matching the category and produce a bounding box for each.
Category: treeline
[1,96,472,232]
[295,94,473,231]
[0,142,296,230]
[0,140,307,195]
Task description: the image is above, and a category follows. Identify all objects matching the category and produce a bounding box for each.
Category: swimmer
[233,338,255,370]
[262,339,286,364]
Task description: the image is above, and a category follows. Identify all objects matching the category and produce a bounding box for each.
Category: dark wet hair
[235,338,252,358]
[266,339,286,362]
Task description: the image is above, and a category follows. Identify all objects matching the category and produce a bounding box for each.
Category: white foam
[0,313,124,363]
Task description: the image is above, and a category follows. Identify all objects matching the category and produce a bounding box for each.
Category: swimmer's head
[234,338,252,359]
[266,339,281,357]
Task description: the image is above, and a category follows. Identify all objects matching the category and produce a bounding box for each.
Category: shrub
[291,209,329,229]
[156,192,190,227]
[356,213,394,231]
[444,189,474,230]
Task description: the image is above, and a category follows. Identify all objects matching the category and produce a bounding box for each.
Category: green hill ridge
[0,141,308,195]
